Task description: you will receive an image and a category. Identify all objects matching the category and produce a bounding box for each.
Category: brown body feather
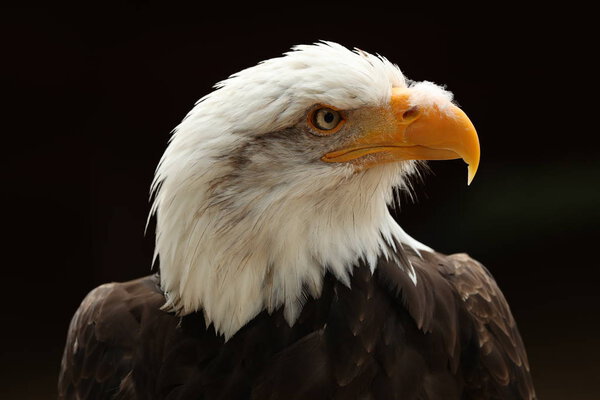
[58,249,536,399]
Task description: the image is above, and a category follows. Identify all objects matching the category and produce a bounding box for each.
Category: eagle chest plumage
[58,250,535,400]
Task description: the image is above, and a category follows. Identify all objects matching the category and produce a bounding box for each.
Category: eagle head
[150,42,480,339]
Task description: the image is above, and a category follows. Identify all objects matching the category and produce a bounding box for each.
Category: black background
[2,3,598,399]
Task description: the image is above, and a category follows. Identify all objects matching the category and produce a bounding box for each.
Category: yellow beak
[322,88,481,184]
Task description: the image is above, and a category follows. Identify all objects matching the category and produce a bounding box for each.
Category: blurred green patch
[398,160,600,255]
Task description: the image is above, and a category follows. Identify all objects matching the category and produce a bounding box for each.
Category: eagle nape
[59,42,535,400]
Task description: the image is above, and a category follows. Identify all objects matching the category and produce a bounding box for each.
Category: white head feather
[150,42,453,339]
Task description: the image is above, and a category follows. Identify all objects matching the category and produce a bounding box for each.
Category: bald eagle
[59,42,535,399]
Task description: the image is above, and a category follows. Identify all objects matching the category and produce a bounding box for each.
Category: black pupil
[323,111,335,124]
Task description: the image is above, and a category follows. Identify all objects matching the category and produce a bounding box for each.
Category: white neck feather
[153,156,430,339]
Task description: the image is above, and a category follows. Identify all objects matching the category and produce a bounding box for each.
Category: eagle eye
[308,106,344,135]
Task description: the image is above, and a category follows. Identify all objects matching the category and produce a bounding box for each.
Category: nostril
[402,106,420,121]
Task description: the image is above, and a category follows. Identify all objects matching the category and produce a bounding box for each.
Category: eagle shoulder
[376,249,536,399]
[438,253,536,399]
[58,274,165,400]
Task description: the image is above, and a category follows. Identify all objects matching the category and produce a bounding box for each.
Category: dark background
[2,3,598,399]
